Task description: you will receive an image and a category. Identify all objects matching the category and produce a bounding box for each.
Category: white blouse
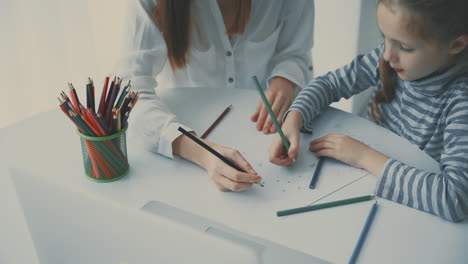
[114,0,315,158]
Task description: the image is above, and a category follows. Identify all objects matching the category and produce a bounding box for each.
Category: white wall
[0,0,126,129]
[0,0,380,128]
[313,0,380,114]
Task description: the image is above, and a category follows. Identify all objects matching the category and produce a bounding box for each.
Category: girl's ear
[448,34,468,55]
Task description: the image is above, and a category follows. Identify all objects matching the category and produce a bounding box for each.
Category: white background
[0,0,380,128]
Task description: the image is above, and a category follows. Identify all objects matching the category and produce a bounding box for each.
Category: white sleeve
[268,0,315,89]
[113,0,192,158]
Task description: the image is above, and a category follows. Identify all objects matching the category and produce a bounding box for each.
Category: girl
[116,0,315,191]
[269,0,468,222]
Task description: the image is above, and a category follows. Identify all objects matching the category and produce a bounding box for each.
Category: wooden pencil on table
[201,104,232,139]
[309,157,325,189]
[349,201,378,264]
[276,195,375,217]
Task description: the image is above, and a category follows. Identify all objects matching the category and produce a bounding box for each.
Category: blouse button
[308,66,313,71]
[226,51,232,56]
[228,77,234,83]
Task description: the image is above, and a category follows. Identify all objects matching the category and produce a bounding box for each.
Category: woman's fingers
[270,104,289,133]
[226,149,257,175]
[213,173,253,191]
[250,99,262,122]
[262,97,282,134]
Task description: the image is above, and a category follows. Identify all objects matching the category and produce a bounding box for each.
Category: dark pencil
[98,76,110,116]
[178,127,263,187]
[309,157,325,189]
[349,201,378,264]
[277,195,375,217]
[201,104,232,139]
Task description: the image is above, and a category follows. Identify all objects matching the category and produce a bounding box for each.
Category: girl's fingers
[287,137,300,161]
[315,148,334,158]
[269,136,294,165]
[310,141,335,151]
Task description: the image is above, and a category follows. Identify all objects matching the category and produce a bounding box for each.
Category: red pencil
[68,83,82,114]
[98,76,110,116]
[201,104,232,139]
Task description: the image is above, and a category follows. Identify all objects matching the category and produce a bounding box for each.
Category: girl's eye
[400,45,414,52]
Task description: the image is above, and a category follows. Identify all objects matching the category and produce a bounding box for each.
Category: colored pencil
[103,76,116,117]
[68,83,82,114]
[309,157,325,189]
[348,201,378,264]
[201,104,232,139]
[98,76,110,115]
[178,127,263,187]
[105,78,120,123]
[252,76,290,150]
[276,195,375,217]
[116,80,130,109]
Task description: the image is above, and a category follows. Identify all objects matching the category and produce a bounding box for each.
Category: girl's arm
[269,45,384,164]
[375,91,468,222]
[289,44,383,132]
[310,90,468,222]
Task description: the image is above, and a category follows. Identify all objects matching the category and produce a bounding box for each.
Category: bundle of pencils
[57,76,139,181]
[58,76,139,135]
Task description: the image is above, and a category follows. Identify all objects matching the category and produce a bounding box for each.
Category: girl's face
[377,3,454,81]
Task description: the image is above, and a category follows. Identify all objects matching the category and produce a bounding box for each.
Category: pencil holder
[77,125,129,182]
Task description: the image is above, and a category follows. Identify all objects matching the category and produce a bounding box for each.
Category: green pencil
[252,76,290,150]
[276,195,375,217]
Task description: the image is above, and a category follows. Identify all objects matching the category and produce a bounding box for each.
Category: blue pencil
[309,157,324,189]
[349,201,378,264]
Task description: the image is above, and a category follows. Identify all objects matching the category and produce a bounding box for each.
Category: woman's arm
[116,0,260,190]
[252,0,315,134]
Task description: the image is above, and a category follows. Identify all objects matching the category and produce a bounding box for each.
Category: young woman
[116,0,315,191]
[269,0,468,221]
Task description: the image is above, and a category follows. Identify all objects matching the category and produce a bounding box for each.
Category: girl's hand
[268,111,303,166]
[202,144,262,191]
[309,134,389,176]
[251,76,296,134]
[173,134,261,191]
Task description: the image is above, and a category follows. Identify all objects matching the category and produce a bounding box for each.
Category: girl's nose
[383,43,398,63]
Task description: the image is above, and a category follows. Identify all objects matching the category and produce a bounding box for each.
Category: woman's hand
[202,144,262,191]
[251,76,296,134]
[173,133,261,191]
[268,110,303,166]
[309,134,389,176]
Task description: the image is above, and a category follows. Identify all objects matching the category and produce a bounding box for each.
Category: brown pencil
[201,104,232,139]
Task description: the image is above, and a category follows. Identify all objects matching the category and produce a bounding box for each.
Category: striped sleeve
[288,44,383,131]
[375,89,468,222]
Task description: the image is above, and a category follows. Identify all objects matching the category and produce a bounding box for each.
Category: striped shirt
[290,44,468,222]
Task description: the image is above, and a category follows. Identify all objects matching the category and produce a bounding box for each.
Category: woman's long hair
[153,0,251,71]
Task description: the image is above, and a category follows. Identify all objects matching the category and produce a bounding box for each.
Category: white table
[2,87,467,264]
